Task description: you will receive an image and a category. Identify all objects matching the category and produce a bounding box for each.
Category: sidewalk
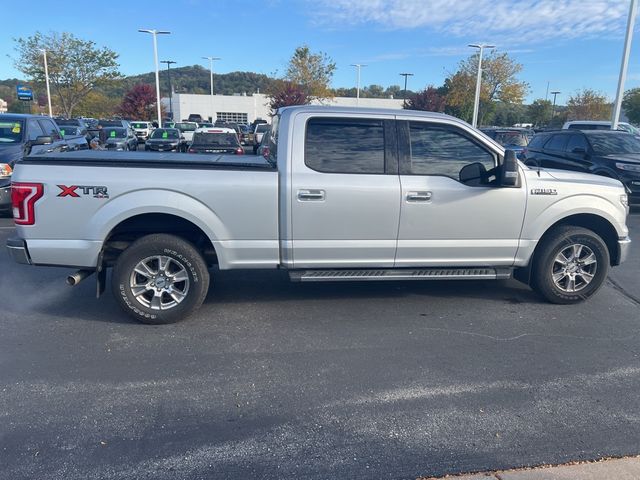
[421,456,640,480]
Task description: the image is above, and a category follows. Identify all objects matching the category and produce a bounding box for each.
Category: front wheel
[531,226,609,304]
[111,234,210,324]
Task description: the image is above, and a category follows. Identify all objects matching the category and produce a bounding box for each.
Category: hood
[147,138,178,144]
[0,143,24,166]
[542,168,623,189]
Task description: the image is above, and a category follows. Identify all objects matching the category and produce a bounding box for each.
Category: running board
[289,267,512,282]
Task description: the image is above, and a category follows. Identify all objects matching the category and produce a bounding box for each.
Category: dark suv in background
[523,129,640,205]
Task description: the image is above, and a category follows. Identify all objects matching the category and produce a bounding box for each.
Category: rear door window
[305,118,385,174]
[545,134,569,151]
[565,134,589,153]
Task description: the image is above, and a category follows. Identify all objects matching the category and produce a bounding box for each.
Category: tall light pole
[139,29,170,127]
[203,56,221,122]
[350,64,366,105]
[468,43,495,128]
[612,0,638,130]
[550,91,561,125]
[41,49,52,117]
[161,60,176,120]
[399,72,414,107]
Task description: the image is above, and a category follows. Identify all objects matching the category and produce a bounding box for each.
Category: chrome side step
[289,267,512,282]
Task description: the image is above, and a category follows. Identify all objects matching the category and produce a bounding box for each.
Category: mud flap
[96,250,106,298]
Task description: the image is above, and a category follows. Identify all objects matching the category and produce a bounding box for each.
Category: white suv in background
[563,120,640,135]
[131,121,155,142]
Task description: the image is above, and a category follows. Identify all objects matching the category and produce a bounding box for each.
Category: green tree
[622,88,640,124]
[285,45,336,100]
[566,89,610,120]
[444,51,528,124]
[13,31,120,117]
[527,99,553,127]
[75,90,119,118]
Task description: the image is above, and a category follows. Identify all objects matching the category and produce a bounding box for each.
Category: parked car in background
[187,114,204,123]
[252,123,270,154]
[256,130,270,158]
[197,122,214,128]
[174,121,198,144]
[188,127,244,154]
[99,119,132,130]
[481,128,530,159]
[0,113,68,212]
[55,118,92,142]
[145,128,184,152]
[58,125,90,151]
[103,127,138,151]
[239,125,251,145]
[523,129,640,205]
[131,121,155,142]
[563,120,640,135]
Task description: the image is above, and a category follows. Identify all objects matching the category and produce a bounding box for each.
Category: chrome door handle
[297,189,325,201]
[406,191,432,202]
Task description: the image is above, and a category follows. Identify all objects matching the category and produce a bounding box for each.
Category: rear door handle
[406,191,432,202]
[297,189,325,201]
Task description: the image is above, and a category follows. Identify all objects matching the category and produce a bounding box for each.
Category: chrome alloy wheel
[551,243,597,293]
[129,255,190,310]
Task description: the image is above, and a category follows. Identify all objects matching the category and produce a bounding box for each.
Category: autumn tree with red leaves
[118,83,160,120]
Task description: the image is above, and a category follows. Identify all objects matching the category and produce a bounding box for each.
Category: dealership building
[161,93,405,124]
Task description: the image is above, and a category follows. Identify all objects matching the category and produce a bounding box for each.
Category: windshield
[588,133,640,155]
[175,123,197,132]
[192,132,238,147]
[0,120,24,143]
[132,122,150,129]
[255,124,269,133]
[99,120,123,127]
[151,129,179,140]
[105,128,126,139]
[620,124,640,135]
[59,126,80,136]
[494,131,528,147]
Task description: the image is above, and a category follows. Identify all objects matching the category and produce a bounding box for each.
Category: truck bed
[21,150,275,171]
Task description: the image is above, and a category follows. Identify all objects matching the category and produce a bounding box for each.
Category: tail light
[262,147,270,159]
[12,182,44,225]
[188,148,195,153]
[0,163,12,177]
[235,147,244,155]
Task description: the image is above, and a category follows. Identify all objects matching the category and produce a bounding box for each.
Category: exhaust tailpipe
[66,269,94,286]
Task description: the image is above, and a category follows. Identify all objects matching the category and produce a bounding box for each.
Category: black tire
[531,226,609,304]
[111,234,210,324]
[253,145,258,155]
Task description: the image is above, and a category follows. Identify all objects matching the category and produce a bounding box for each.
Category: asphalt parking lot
[0,211,639,480]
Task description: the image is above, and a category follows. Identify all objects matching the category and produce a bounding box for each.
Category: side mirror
[572,147,587,155]
[501,150,520,187]
[32,135,53,146]
[459,162,487,186]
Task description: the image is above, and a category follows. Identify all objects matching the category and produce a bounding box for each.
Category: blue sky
[1,0,639,104]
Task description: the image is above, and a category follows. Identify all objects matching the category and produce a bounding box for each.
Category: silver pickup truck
[6,106,631,324]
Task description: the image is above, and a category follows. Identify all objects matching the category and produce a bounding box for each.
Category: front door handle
[297,189,325,201]
[406,191,432,202]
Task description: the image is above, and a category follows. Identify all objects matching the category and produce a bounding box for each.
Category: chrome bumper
[617,236,631,265]
[6,237,31,265]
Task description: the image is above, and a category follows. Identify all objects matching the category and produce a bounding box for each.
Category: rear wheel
[111,234,210,324]
[531,226,609,304]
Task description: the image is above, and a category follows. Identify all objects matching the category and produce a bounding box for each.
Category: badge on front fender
[530,188,557,195]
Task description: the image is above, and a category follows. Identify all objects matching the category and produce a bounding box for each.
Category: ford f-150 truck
[6,106,631,324]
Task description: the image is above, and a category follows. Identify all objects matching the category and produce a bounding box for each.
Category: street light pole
[161,60,176,120]
[399,72,414,107]
[139,29,170,127]
[468,43,495,128]
[550,91,561,125]
[612,0,637,130]
[41,49,52,117]
[350,64,367,105]
[203,56,221,122]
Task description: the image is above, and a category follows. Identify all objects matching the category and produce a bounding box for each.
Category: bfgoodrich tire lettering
[112,234,210,324]
[531,226,609,304]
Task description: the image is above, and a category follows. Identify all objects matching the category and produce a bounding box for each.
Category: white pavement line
[422,456,640,480]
